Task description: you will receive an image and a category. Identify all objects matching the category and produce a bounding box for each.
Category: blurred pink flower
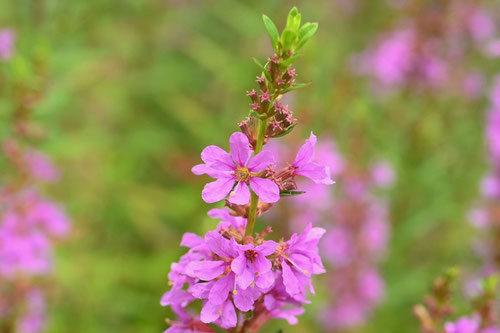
[0,28,15,60]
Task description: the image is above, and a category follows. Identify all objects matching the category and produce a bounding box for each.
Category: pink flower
[231,241,277,289]
[0,28,15,60]
[445,316,480,333]
[292,132,334,185]
[192,132,279,204]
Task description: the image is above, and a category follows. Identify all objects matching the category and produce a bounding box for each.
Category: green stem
[245,117,268,236]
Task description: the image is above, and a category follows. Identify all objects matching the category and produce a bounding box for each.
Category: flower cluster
[468,76,500,281]
[354,1,498,96]
[160,8,335,332]
[0,32,70,333]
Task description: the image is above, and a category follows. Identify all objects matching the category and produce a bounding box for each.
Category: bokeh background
[1,0,499,332]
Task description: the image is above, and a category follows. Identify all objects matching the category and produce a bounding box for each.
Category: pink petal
[236,266,254,290]
[229,132,251,166]
[293,132,317,167]
[295,162,334,184]
[253,255,272,274]
[205,231,238,258]
[256,240,277,256]
[202,177,235,203]
[230,254,247,275]
[180,233,204,248]
[190,260,226,280]
[188,281,215,299]
[233,287,255,312]
[247,150,275,172]
[200,145,234,171]
[282,261,300,297]
[249,177,280,203]
[256,270,275,289]
[209,273,234,305]
[200,301,221,323]
[220,300,237,329]
[228,182,250,205]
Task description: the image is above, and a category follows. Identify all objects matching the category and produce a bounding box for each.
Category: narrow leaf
[280,190,306,197]
[262,14,280,52]
[282,82,312,93]
[281,29,296,51]
[279,53,302,68]
[286,7,301,32]
[252,57,272,81]
[296,22,318,50]
[272,123,296,137]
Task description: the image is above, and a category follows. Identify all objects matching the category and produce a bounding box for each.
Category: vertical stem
[245,117,268,236]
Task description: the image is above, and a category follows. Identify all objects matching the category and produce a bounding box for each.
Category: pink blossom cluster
[160,8,333,331]
[469,76,500,277]
[0,141,70,331]
[161,132,333,332]
[354,2,498,96]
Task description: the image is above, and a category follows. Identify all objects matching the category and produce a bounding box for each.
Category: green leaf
[296,22,318,51]
[286,7,301,32]
[279,53,302,68]
[252,57,272,81]
[262,14,280,52]
[281,82,312,93]
[280,190,306,197]
[281,29,296,51]
[271,123,296,137]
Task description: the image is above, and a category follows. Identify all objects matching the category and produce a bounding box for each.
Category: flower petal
[228,181,251,205]
[205,231,238,258]
[200,145,234,171]
[200,301,221,323]
[229,132,251,166]
[188,281,215,299]
[295,162,334,184]
[202,177,235,203]
[253,254,272,274]
[209,273,234,305]
[220,300,237,329]
[230,254,247,275]
[256,270,275,289]
[233,287,255,312]
[249,177,280,203]
[248,150,275,172]
[236,266,254,290]
[282,261,300,297]
[256,240,277,256]
[189,260,226,280]
[293,132,317,167]
[180,233,204,248]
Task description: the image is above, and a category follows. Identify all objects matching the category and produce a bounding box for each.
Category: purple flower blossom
[192,132,280,204]
[231,241,276,289]
[292,132,334,185]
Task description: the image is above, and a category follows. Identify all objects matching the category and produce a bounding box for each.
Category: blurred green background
[1,0,498,332]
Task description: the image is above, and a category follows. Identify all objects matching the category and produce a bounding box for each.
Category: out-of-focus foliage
[0,0,498,332]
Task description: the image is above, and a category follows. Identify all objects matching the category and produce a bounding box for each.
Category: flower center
[245,249,258,262]
[234,167,250,182]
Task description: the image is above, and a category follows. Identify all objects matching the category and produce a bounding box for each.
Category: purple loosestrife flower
[192,132,279,205]
[292,132,334,185]
[445,316,480,333]
[231,241,277,289]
